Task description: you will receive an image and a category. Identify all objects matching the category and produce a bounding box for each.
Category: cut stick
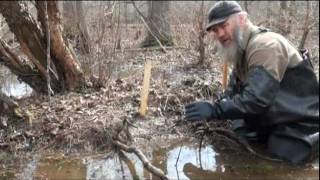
[139,60,152,116]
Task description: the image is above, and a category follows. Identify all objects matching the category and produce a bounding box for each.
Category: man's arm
[214,66,280,120]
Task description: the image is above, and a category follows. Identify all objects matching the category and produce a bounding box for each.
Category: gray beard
[216,25,244,65]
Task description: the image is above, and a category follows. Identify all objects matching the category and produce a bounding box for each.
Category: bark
[42,1,85,91]
[62,1,90,54]
[0,39,48,93]
[141,1,173,47]
[299,1,311,49]
[0,1,85,93]
[0,2,51,80]
[266,1,272,27]
[244,1,249,13]
[114,140,169,180]
[62,1,77,39]
[278,1,288,35]
[196,1,205,65]
[286,1,294,35]
[75,1,91,54]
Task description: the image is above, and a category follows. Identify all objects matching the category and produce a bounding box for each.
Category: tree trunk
[266,1,272,27]
[0,39,48,93]
[75,1,91,54]
[286,1,294,35]
[0,1,85,93]
[197,1,205,65]
[244,1,249,13]
[62,1,77,39]
[299,1,311,49]
[278,1,288,34]
[141,1,173,47]
[62,1,90,55]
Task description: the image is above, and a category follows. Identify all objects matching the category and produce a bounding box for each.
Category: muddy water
[0,70,32,98]
[5,140,318,180]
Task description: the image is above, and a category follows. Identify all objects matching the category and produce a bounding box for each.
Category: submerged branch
[114,140,169,180]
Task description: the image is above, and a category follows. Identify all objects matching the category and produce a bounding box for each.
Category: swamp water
[0,70,32,98]
[0,140,317,180]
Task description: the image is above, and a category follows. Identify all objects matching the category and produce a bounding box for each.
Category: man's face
[207,15,245,64]
[208,18,236,47]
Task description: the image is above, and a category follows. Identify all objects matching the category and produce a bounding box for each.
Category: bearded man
[184,1,319,164]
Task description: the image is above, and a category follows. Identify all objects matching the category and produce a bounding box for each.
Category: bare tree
[141,1,173,47]
[299,1,312,49]
[196,1,206,65]
[266,1,272,27]
[62,1,90,54]
[75,1,91,54]
[0,1,85,94]
[278,1,288,34]
[244,1,249,13]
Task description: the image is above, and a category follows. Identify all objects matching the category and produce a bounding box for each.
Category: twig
[175,142,183,180]
[119,154,126,180]
[199,132,204,169]
[114,140,169,180]
[118,150,140,180]
[175,144,183,167]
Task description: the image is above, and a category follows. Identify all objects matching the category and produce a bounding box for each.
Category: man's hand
[184,101,217,122]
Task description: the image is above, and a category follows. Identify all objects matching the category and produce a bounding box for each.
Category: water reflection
[166,145,216,179]
[16,140,319,180]
[0,68,32,98]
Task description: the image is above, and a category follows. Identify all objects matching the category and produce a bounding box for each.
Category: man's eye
[222,23,228,28]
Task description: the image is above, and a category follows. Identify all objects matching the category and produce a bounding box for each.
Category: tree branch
[114,140,169,180]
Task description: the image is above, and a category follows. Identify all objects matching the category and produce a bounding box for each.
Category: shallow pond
[0,70,32,98]
[1,139,317,180]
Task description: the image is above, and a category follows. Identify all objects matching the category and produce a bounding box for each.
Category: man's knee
[267,126,319,164]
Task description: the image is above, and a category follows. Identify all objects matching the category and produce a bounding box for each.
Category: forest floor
[1,48,230,160]
[0,40,319,178]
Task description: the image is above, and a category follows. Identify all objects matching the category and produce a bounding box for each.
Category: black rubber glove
[184,101,217,122]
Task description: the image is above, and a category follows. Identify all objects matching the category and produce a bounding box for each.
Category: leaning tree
[0,1,85,94]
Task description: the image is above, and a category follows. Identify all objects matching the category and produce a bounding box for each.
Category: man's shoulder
[251,31,284,46]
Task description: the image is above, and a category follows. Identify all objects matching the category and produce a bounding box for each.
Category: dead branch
[114,140,169,180]
[118,150,140,180]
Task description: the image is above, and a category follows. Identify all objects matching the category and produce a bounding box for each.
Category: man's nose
[215,27,225,39]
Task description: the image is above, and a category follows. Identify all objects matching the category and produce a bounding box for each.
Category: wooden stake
[139,60,152,116]
[222,63,228,90]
